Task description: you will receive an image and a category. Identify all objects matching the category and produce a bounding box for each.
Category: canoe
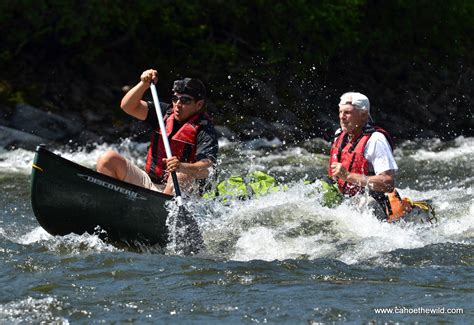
[30,145,173,246]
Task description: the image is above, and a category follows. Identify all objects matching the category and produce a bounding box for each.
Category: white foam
[13,227,117,254]
[17,227,52,244]
[409,136,473,161]
[56,140,149,169]
[232,226,336,261]
[200,180,472,265]
[0,148,35,173]
[0,139,151,174]
[0,296,69,324]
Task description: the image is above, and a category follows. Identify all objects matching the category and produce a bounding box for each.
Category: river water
[0,136,472,323]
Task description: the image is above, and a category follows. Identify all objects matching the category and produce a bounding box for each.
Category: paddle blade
[168,205,203,255]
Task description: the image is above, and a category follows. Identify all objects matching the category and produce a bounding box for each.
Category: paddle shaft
[149,83,183,206]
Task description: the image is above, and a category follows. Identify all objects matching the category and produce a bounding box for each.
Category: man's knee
[96,150,126,176]
[97,150,117,169]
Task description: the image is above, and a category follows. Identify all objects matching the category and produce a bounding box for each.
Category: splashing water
[0,136,472,323]
[1,137,472,261]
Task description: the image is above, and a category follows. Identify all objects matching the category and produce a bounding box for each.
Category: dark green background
[1,0,472,141]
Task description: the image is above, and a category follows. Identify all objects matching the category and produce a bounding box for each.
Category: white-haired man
[328,92,398,217]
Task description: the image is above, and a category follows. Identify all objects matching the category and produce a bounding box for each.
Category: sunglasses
[172,95,194,105]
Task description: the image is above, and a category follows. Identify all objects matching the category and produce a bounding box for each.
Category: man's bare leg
[96,150,128,181]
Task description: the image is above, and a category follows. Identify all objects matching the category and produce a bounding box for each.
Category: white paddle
[149,82,203,253]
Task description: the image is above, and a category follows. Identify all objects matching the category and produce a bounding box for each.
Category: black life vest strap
[340,131,365,193]
[149,132,160,178]
[182,143,194,162]
[337,134,349,161]
[347,132,365,153]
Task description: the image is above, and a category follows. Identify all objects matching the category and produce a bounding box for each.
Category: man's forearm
[178,159,213,179]
[345,172,395,193]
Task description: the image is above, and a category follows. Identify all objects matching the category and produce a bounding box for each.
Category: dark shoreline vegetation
[0,0,472,150]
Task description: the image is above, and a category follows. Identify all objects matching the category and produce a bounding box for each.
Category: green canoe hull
[30,145,173,246]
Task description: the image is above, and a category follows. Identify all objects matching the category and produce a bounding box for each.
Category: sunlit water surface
[0,136,472,323]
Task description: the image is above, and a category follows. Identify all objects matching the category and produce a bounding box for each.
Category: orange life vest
[328,124,393,196]
[145,112,208,184]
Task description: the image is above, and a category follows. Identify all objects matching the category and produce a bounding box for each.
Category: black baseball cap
[172,78,207,100]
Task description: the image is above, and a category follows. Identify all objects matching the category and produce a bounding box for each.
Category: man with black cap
[96,69,218,195]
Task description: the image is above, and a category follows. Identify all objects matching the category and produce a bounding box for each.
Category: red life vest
[145,112,207,184]
[328,125,392,196]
